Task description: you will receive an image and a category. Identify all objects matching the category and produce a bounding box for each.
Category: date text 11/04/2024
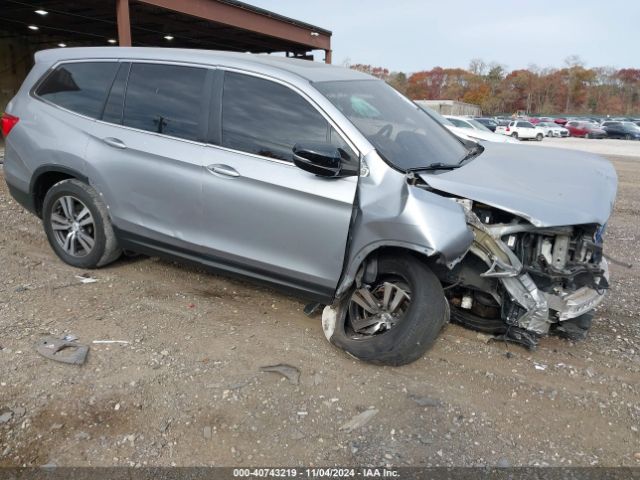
[232,468,400,478]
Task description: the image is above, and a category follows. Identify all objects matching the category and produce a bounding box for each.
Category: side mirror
[293,143,348,178]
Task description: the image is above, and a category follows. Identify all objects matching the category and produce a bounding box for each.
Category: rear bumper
[6,179,36,215]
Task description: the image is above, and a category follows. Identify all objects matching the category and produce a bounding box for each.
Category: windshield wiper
[458,144,484,164]
[409,162,461,172]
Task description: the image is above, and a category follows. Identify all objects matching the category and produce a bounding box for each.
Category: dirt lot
[0,141,639,468]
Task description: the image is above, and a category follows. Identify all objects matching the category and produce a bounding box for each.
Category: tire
[322,254,448,366]
[42,179,121,269]
[511,132,518,139]
[536,133,543,141]
[585,133,591,139]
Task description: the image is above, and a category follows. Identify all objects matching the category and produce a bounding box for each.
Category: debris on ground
[92,340,130,345]
[0,411,13,424]
[534,362,548,371]
[259,363,300,385]
[339,409,379,432]
[408,394,440,407]
[75,274,98,284]
[35,336,89,365]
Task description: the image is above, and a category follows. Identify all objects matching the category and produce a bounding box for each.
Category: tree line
[349,56,640,116]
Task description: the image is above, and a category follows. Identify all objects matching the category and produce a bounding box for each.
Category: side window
[221,72,329,162]
[101,62,130,124]
[123,63,207,141]
[35,62,119,118]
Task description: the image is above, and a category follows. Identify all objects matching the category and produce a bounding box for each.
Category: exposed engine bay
[440,199,609,348]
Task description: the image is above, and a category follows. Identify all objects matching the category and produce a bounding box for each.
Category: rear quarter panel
[3,61,89,193]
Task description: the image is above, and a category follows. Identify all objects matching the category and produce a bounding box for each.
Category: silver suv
[2,48,617,365]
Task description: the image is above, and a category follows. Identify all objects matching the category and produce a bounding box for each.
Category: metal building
[0,0,332,110]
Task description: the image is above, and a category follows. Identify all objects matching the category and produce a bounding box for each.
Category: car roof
[34,47,373,84]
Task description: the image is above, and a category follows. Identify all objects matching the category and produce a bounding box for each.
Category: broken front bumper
[463,205,608,335]
[543,259,609,321]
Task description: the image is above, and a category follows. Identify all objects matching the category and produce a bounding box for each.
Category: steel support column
[116,0,132,46]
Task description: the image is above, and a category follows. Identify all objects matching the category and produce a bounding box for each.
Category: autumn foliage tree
[350,57,640,115]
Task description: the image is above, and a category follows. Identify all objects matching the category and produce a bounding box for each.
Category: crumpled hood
[419,143,618,227]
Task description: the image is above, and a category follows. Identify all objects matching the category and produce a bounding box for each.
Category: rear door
[86,62,212,248]
[200,71,359,300]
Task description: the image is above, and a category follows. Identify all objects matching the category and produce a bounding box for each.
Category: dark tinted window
[123,63,207,141]
[102,62,130,124]
[221,72,329,162]
[36,62,119,118]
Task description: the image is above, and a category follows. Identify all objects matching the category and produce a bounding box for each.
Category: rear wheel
[536,133,543,141]
[42,179,121,269]
[322,254,448,366]
[511,132,518,139]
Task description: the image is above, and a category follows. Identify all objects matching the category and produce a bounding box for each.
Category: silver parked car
[2,48,617,365]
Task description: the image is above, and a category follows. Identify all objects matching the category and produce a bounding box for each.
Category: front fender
[336,152,473,298]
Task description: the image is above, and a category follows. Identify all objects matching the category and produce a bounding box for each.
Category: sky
[249,0,640,73]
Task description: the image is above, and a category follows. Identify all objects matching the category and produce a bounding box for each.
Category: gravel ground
[0,145,638,468]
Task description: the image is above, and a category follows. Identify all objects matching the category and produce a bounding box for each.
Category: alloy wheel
[348,278,411,336]
[50,195,96,257]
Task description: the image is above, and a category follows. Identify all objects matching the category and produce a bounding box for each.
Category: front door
[200,71,359,301]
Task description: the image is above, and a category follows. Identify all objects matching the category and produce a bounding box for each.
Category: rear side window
[123,63,207,141]
[35,62,119,118]
[221,72,329,162]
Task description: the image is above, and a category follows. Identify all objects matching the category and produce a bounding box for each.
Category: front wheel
[536,133,543,141]
[322,254,448,366]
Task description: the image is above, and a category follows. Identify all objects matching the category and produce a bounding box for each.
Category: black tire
[574,311,594,330]
[536,133,543,141]
[42,179,121,269]
[511,132,518,139]
[323,254,448,366]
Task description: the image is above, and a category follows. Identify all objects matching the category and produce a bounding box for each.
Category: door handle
[206,164,240,178]
[102,137,126,149]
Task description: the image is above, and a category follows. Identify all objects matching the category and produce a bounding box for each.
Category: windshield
[315,80,468,170]
[416,105,455,127]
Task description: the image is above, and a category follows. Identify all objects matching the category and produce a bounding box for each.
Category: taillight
[1,113,19,138]
[506,126,510,132]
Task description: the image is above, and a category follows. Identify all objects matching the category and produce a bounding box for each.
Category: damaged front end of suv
[443,201,609,347]
[420,143,618,348]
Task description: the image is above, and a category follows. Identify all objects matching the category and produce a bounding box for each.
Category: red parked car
[564,121,607,138]
[553,117,568,125]
[529,117,554,125]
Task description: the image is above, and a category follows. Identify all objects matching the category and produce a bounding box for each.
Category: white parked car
[536,121,569,138]
[430,114,519,144]
[415,105,518,144]
[496,120,545,141]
